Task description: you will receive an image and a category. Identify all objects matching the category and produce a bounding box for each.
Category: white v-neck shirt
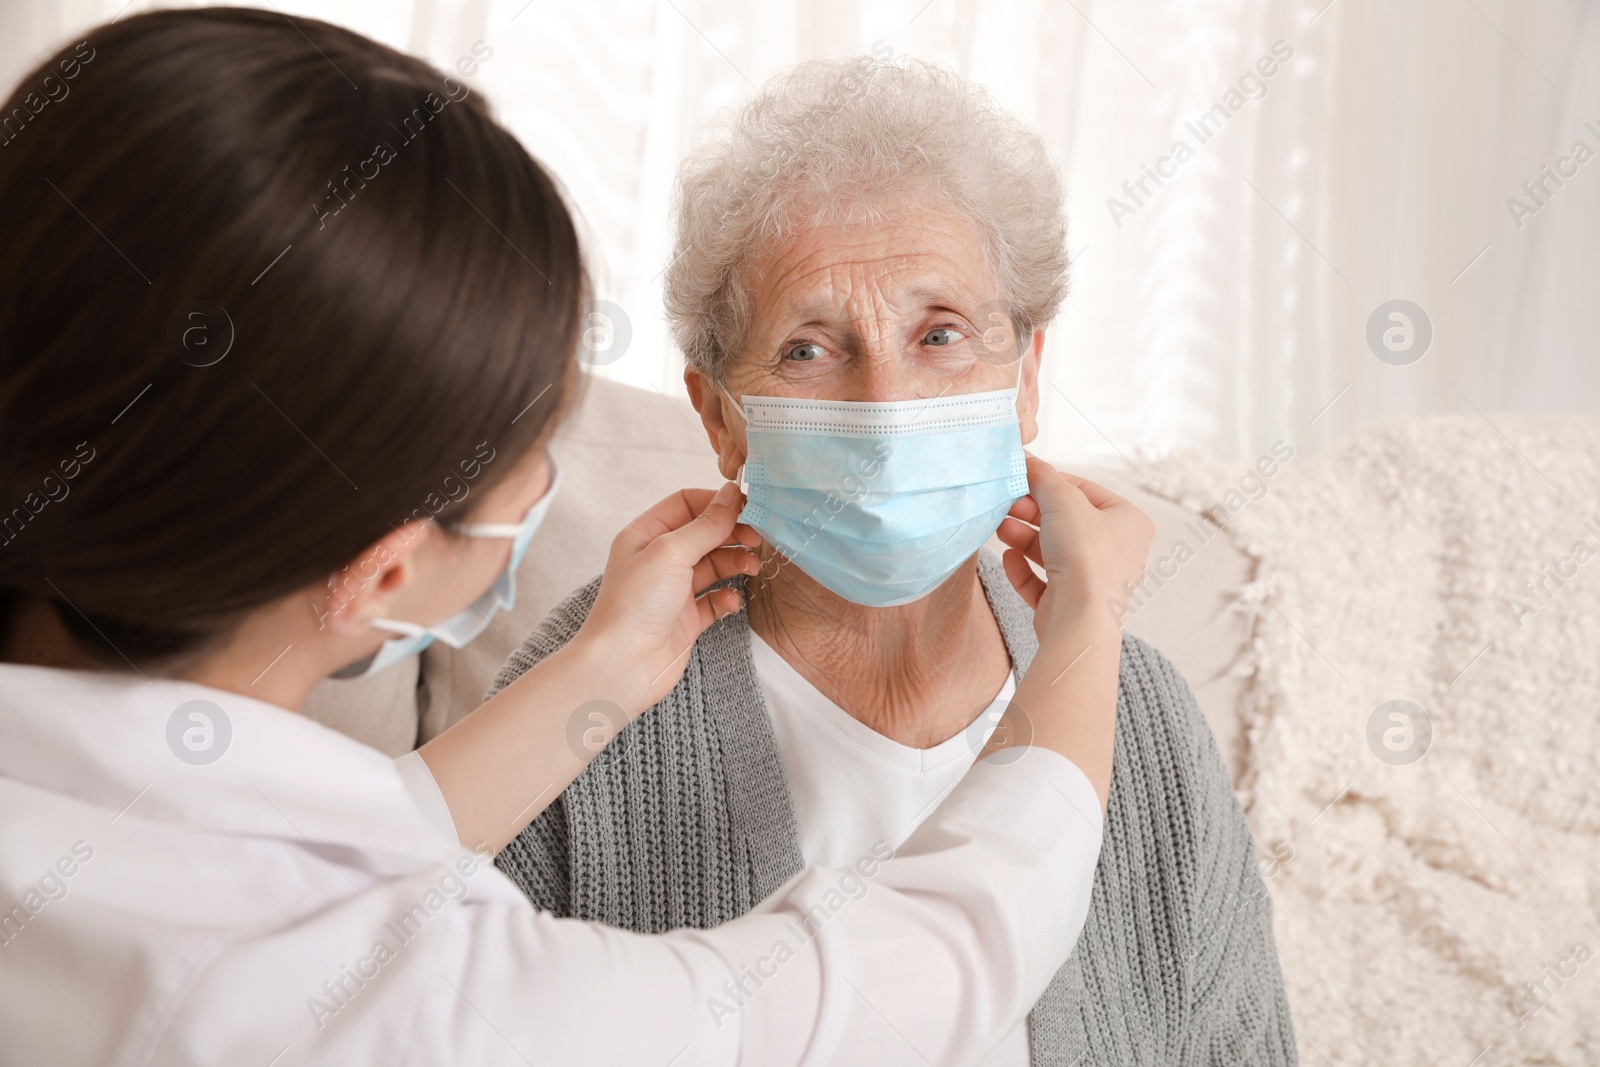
[750,631,1016,867]
[750,632,1033,1067]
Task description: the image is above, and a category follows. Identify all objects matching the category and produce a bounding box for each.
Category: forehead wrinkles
[754,232,984,330]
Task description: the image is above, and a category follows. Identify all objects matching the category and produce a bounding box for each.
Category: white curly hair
[664,55,1069,383]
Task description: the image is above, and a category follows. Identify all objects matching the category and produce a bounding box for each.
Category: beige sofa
[302,374,1255,782]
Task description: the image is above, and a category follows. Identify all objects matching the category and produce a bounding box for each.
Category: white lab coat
[0,662,1103,1066]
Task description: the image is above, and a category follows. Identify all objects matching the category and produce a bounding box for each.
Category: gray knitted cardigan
[491,553,1296,1065]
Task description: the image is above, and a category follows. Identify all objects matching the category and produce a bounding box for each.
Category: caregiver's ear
[1016,329,1045,446]
[684,367,747,482]
[313,520,436,634]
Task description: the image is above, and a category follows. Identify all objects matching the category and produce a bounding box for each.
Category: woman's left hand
[575,482,762,708]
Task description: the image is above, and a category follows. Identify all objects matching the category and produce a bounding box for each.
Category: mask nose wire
[719,346,1023,486]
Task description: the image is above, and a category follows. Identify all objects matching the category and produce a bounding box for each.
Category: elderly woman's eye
[785,342,826,362]
[923,327,965,347]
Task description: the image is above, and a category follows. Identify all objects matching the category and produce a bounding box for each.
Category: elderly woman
[495,58,1295,1065]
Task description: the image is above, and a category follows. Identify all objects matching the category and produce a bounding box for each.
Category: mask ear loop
[993,320,1026,415]
[718,384,751,493]
[371,618,429,638]
[971,306,1027,409]
[1013,344,1027,416]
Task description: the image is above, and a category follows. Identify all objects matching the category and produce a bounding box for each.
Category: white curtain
[4,0,1594,462]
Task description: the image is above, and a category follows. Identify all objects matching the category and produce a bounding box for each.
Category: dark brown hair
[0,8,584,662]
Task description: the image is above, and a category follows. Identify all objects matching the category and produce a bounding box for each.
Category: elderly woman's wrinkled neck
[745,550,1013,750]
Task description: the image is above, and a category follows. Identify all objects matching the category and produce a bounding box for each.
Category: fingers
[1007,493,1041,526]
[656,482,748,565]
[616,482,748,561]
[711,585,744,618]
[1058,472,1133,513]
[617,487,718,549]
[1021,455,1081,519]
[1001,546,1046,609]
[691,585,745,634]
[1022,455,1139,518]
[691,545,760,591]
[729,520,763,551]
[997,515,1043,566]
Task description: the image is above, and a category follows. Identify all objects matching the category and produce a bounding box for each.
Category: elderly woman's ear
[684,368,748,481]
[1017,329,1046,446]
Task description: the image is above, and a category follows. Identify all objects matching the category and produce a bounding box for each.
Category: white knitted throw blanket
[1145,414,1600,1066]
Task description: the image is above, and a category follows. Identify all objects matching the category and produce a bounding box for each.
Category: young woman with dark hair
[0,9,1152,1064]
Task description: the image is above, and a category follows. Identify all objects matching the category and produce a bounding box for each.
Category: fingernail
[716,482,738,504]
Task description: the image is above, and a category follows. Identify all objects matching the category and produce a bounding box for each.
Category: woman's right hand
[424,484,763,851]
[576,482,764,709]
[997,455,1155,642]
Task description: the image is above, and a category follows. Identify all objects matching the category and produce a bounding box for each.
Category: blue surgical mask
[730,384,1028,607]
[335,460,562,679]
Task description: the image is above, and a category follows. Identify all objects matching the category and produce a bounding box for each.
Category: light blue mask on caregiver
[336,461,561,679]
[735,388,1029,608]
